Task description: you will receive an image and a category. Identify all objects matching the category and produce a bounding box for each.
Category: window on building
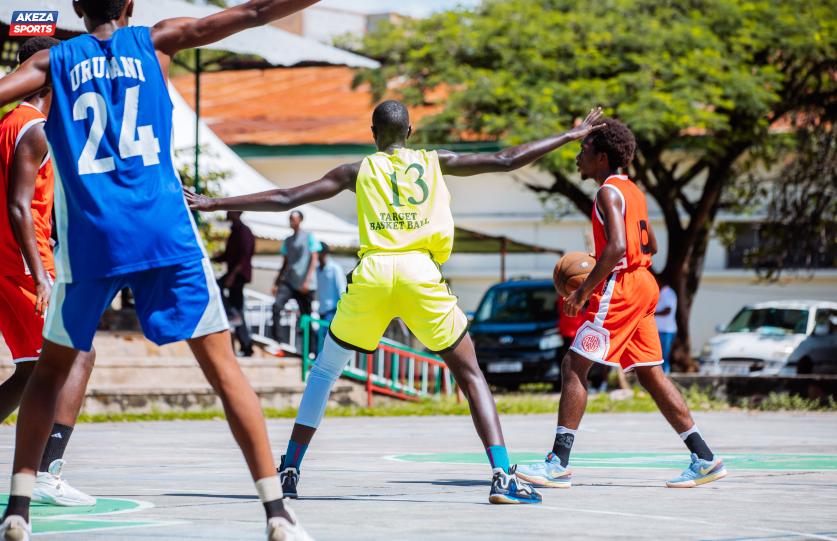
[724,223,837,269]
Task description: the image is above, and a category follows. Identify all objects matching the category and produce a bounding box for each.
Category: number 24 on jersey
[72,85,160,175]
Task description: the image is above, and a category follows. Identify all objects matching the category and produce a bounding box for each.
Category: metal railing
[243,288,299,352]
[299,315,459,406]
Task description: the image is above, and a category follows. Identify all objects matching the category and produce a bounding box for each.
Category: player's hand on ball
[563,288,587,318]
[569,106,606,140]
[183,188,215,211]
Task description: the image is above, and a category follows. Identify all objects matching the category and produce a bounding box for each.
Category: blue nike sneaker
[516,453,572,488]
[666,453,727,488]
[489,465,543,504]
[277,455,299,499]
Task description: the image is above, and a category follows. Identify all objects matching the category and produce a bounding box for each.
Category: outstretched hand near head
[183,187,215,211]
[568,107,606,140]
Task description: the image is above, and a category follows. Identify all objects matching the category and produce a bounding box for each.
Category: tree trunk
[668,225,712,372]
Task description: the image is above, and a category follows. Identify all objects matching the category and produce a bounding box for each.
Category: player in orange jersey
[0,38,95,506]
[518,118,727,489]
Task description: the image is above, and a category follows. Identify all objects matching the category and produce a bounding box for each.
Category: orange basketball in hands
[553,252,596,297]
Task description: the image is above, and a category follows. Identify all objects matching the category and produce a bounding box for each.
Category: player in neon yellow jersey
[187,100,605,504]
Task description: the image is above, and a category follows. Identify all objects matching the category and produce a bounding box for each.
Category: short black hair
[76,0,129,21]
[18,37,59,64]
[319,242,330,255]
[290,210,304,221]
[372,100,410,141]
[587,118,636,169]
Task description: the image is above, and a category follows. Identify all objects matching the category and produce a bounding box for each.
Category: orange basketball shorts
[0,273,49,363]
[570,267,664,371]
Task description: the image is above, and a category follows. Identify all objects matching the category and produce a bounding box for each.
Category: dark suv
[470,279,562,390]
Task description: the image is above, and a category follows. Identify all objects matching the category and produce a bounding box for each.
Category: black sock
[684,432,714,461]
[39,423,73,472]
[3,495,30,523]
[552,427,576,467]
[263,498,288,521]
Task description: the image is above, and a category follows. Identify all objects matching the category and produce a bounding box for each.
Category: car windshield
[724,307,809,335]
[475,285,557,324]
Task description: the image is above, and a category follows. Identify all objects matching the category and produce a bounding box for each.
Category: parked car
[470,279,562,390]
[699,300,837,376]
[790,307,837,374]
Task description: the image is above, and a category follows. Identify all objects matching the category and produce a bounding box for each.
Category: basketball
[553,252,596,297]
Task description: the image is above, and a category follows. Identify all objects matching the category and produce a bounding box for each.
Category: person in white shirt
[655,280,678,373]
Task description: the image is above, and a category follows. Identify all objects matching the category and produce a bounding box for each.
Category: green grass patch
[740,392,837,412]
[2,387,832,425]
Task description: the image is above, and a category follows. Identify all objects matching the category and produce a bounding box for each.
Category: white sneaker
[32,459,96,507]
[266,504,314,541]
[0,515,31,541]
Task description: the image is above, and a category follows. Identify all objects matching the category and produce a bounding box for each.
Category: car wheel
[797,357,813,375]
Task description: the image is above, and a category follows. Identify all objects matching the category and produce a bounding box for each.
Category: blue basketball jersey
[46,26,204,282]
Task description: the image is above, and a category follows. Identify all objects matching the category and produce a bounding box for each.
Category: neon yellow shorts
[329,252,468,354]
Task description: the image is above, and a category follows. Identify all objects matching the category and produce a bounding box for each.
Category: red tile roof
[172,67,442,146]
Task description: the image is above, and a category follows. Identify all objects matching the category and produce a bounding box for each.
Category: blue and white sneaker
[277,455,299,499]
[516,453,572,488]
[488,465,543,504]
[666,453,727,488]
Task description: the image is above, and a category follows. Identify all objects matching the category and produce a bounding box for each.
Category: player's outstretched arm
[563,187,626,317]
[186,162,360,213]
[0,50,50,107]
[152,0,320,56]
[7,124,51,315]
[437,107,605,177]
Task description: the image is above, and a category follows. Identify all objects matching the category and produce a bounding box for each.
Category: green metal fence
[299,315,459,406]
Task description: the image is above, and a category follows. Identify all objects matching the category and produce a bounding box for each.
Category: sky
[318,0,482,16]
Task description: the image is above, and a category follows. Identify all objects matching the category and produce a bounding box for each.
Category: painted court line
[36,520,187,537]
[535,505,837,541]
[701,531,837,541]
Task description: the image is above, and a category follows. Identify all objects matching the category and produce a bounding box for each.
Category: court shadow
[389,479,490,487]
[163,493,257,500]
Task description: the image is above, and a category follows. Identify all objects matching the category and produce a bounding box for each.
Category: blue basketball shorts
[44,258,229,352]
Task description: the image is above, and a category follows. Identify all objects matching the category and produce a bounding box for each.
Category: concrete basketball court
[2,411,836,540]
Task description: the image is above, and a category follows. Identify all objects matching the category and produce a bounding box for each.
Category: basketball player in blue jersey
[0,1,319,540]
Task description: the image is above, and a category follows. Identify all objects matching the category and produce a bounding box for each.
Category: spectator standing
[216,211,255,356]
[315,243,347,350]
[273,210,321,341]
[655,280,678,373]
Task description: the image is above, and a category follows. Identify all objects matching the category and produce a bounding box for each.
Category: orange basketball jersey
[0,102,54,276]
[591,174,653,272]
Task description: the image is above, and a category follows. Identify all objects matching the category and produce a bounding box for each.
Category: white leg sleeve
[295,334,354,428]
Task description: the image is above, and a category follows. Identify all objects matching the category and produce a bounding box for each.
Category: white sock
[10,473,36,498]
[255,476,282,504]
[556,426,578,436]
[678,426,699,441]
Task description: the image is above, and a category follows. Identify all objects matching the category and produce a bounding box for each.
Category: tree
[349,0,836,369]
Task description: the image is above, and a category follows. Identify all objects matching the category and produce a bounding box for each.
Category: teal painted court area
[392,452,837,471]
[0,495,169,534]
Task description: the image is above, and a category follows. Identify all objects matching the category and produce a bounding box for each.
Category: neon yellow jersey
[356,148,455,264]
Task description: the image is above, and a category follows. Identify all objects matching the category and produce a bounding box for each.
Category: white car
[699,300,837,376]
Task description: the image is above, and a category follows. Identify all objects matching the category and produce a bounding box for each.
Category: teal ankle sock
[284,440,308,469]
[486,445,510,473]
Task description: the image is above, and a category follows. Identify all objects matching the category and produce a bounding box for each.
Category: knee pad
[308,335,354,382]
